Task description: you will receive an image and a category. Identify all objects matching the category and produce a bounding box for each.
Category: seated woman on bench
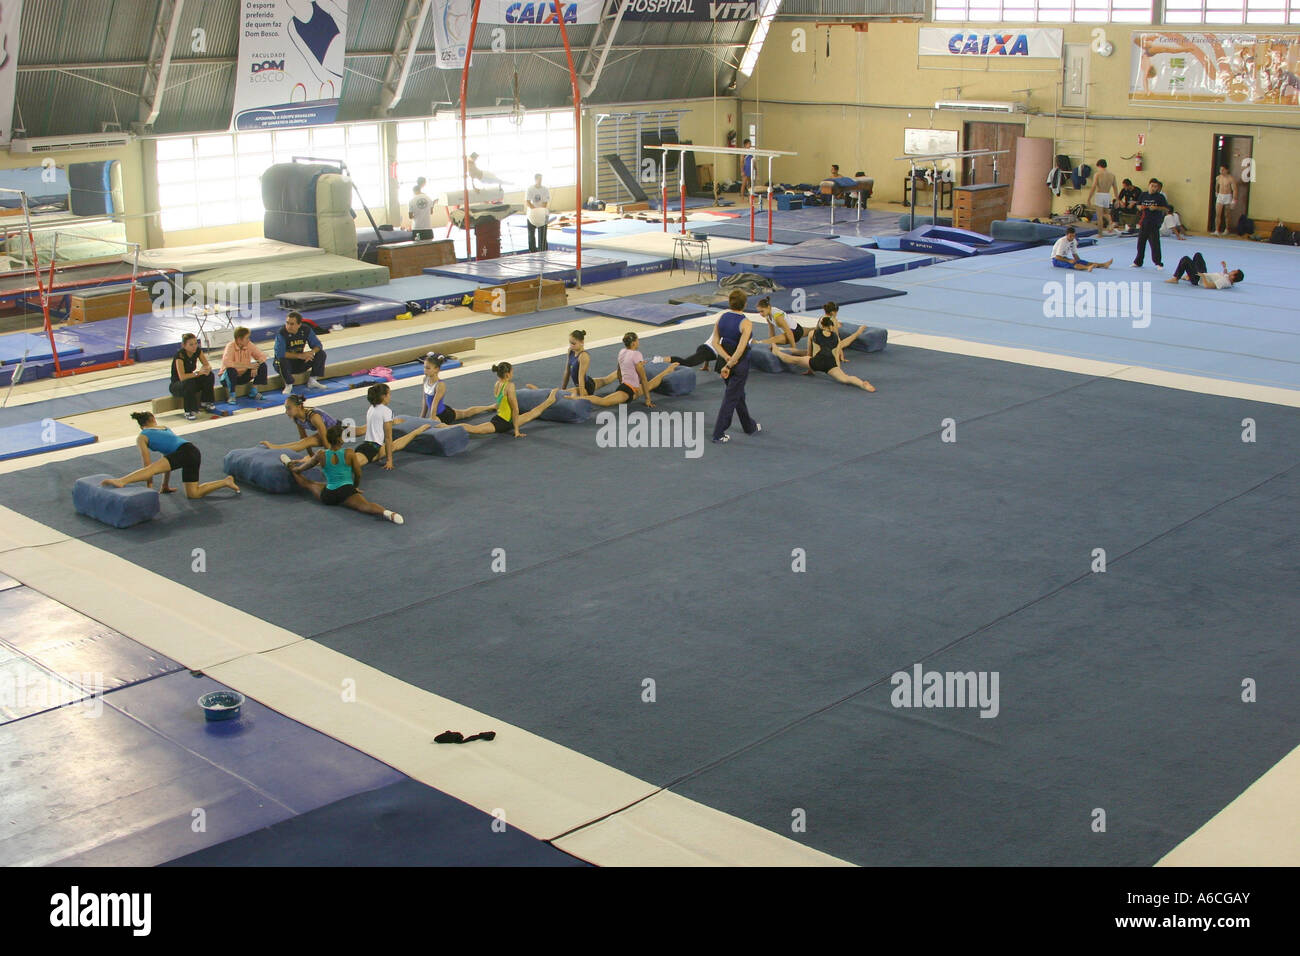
[259,394,345,455]
[1051,227,1113,271]
[574,332,679,408]
[170,333,216,421]
[281,423,404,525]
[218,326,268,401]
[770,315,876,392]
[101,411,239,499]
[421,352,496,424]
[456,363,559,438]
[555,330,620,397]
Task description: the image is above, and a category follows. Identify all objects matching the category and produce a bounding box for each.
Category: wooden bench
[149,336,475,415]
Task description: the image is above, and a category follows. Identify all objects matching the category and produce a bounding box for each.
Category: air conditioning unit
[9,132,134,153]
[933,101,1025,114]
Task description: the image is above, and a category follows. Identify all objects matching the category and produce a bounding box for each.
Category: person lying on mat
[170,333,216,421]
[101,411,239,499]
[572,333,679,409]
[754,296,808,348]
[1164,254,1243,289]
[770,315,875,392]
[274,311,327,392]
[1051,227,1113,272]
[455,363,558,438]
[551,330,620,398]
[281,424,403,525]
[354,383,429,471]
[218,326,268,402]
[260,394,346,455]
[421,352,497,424]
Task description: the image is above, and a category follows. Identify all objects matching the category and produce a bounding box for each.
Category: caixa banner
[477,0,602,24]
[919,27,1063,59]
[233,0,346,130]
[619,0,757,21]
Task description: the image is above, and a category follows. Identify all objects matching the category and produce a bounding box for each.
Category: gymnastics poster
[233,0,347,130]
[0,0,21,145]
[432,0,473,70]
[1131,32,1300,107]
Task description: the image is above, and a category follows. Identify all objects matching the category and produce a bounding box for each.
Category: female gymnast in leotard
[579,332,679,408]
[754,297,809,348]
[101,412,240,499]
[456,363,559,438]
[281,423,404,524]
[260,394,347,454]
[771,315,876,391]
[557,330,619,397]
[420,352,495,424]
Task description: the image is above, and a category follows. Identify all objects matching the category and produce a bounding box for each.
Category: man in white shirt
[1050,226,1112,272]
[407,177,436,240]
[525,173,551,252]
[1166,253,1243,288]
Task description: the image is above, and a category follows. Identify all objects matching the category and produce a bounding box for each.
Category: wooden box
[377,239,456,278]
[69,284,151,323]
[471,278,567,316]
[615,201,650,214]
[954,183,1010,235]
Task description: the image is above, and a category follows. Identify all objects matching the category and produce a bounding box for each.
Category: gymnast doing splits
[770,314,876,391]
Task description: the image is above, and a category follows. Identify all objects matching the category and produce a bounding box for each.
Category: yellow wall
[742,21,1300,222]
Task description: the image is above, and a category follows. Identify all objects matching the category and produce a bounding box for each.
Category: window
[393,108,579,205]
[154,123,386,233]
[739,0,782,77]
[1165,0,1300,23]
[932,0,1153,21]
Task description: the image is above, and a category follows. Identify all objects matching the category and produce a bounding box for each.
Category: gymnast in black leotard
[558,329,619,397]
[770,315,876,391]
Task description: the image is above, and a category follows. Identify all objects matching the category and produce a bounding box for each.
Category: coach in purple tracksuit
[710,289,762,444]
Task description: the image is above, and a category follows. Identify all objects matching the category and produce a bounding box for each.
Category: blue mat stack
[715,239,877,284]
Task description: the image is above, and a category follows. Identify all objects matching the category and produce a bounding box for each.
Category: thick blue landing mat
[711,282,906,311]
[6,335,1298,865]
[846,236,1300,389]
[344,274,479,310]
[0,419,96,461]
[575,298,708,325]
[716,239,877,284]
[425,251,627,285]
[166,779,588,867]
[0,670,404,866]
[0,333,81,366]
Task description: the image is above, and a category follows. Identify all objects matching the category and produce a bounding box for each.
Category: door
[963,122,1021,188]
[1062,43,1091,109]
[1207,134,1252,231]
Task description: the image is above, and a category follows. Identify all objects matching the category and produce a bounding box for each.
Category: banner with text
[618,0,758,21]
[920,27,1063,59]
[433,0,472,70]
[0,0,21,145]
[1130,32,1300,107]
[233,0,347,130]
[478,0,602,24]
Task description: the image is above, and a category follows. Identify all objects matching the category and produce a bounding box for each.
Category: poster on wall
[1130,33,1300,106]
[232,0,347,131]
[433,0,472,70]
[477,0,601,24]
[0,0,21,145]
[919,27,1063,59]
[618,0,758,21]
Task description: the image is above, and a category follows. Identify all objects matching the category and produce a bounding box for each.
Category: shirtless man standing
[1214,165,1239,236]
[1087,159,1118,235]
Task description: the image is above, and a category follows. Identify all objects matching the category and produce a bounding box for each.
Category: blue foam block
[516,387,592,423]
[73,475,160,528]
[391,418,469,456]
[839,322,888,353]
[573,299,707,325]
[0,420,97,461]
[224,447,316,493]
[749,344,788,374]
[643,361,697,396]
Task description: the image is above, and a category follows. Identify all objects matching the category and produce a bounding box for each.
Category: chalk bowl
[198,690,245,722]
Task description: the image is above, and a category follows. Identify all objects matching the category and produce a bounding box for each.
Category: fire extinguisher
[1134,152,1143,172]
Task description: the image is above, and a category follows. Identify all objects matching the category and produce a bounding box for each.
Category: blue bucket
[198,690,245,722]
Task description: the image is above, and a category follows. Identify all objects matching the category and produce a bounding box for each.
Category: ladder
[1052,79,1093,188]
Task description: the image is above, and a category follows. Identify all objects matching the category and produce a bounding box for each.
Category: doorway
[963,122,1022,189]
[1207,134,1252,232]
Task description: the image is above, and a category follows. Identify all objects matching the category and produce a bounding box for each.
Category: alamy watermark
[890,664,1000,718]
[1043,274,1151,329]
[594,405,706,459]
[0,670,104,719]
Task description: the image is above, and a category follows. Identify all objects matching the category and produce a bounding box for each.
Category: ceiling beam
[136,0,187,130]
[376,0,434,115]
